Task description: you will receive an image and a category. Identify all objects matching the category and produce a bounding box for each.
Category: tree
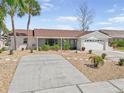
[89,56,104,68]
[0,0,26,50]
[18,0,41,49]
[78,1,94,31]
[0,2,8,34]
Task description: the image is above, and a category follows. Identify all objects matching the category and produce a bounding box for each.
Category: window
[23,38,28,44]
[45,39,58,46]
[85,39,103,42]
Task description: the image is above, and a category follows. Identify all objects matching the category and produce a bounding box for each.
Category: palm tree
[0,2,8,34]
[18,0,41,49]
[1,0,26,50]
[89,56,104,68]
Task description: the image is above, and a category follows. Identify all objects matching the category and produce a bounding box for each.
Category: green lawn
[117,47,124,51]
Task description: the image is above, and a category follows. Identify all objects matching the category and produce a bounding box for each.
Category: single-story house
[100,30,124,44]
[9,29,115,50]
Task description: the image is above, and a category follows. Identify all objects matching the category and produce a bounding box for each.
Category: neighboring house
[9,29,112,50]
[100,30,124,43]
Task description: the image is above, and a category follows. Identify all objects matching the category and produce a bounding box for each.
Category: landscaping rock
[12,59,18,62]
[5,58,11,61]
[74,58,78,60]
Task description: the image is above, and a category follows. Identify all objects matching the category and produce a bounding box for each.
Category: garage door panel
[83,42,104,50]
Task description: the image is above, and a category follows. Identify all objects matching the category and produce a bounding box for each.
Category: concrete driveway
[8,54,90,93]
[93,50,124,62]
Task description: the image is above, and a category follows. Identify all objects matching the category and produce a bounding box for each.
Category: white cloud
[98,15,124,27]
[108,16,124,23]
[106,4,117,13]
[101,26,124,30]
[107,9,115,13]
[42,3,54,10]
[98,22,111,25]
[54,25,75,30]
[56,16,77,22]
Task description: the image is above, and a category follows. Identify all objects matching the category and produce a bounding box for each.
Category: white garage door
[83,40,105,50]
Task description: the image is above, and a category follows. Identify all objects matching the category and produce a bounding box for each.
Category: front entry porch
[36,38,77,50]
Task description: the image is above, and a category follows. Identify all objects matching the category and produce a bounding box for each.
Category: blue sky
[5,0,124,30]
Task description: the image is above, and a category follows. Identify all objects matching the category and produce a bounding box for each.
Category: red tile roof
[34,29,93,38]
[9,29,93,38]
[100,30,124,38]
[9,29,33,36]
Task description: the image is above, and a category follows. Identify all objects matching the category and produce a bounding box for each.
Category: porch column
[76,39,78,50]
[103,40,106,50]
[36,37,38,51]
[61,38,63,51]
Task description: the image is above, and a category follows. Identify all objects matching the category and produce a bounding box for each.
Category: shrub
[89,56,104,68]
[1,47,6,51]
[111,40,124,48]
[112,44,117,49]
[30,48,33,53]
[82,47,85,51]
[75,50,78,53]
[110,41,118,47]
[5,42,9,46]
[89,50,92,54]
[21,48,24,51]
[9,49,13,55]
[63,40,70,50]
[41,44,50,51]
[33,48,37,50]
[0,49,2,53]
[2,47,6,51]
[101,53,106,59]
[53,44,60,51]
[50,46,54,50]
[118,58,124,66]
[38,47,42,51]
[117,41,124,47]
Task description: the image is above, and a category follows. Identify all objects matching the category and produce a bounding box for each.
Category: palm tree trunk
[27,13,31,49]
[11,15,17,50]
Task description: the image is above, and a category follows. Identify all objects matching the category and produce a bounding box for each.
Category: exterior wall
[9,37,14,49]
[9,36,37,50]
[77,38,81,50]
[28,37,37,49]
[9,37,78,50]
[38,38,46,47]
[105,39,112,50]
[70,39,77,49]
[0,40,4,49]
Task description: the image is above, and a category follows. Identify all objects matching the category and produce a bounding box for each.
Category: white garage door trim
[83,39,105,50]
